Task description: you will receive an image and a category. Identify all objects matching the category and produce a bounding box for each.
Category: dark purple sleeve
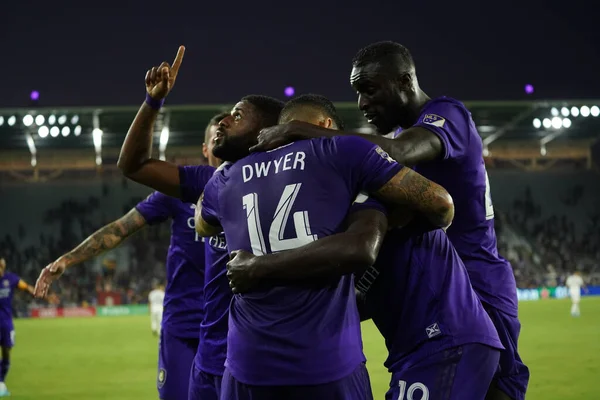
[178,165,217,204]
[350,192,389,216]
[331,136,403,193]
[135,192,173,225]
[413,100,471,160]
[200,174,221,226]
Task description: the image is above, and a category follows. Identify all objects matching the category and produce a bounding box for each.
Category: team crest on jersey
[426,322,442,339]
[422,114,446,128]
[375,146,396,163]
[157,368,167,388]
[2,280,8,287]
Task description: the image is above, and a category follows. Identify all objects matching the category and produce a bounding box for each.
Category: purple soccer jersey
[0,272,20,330]
[135,190,209,339]
[201,136,402,386]
[178,165,231,381]
[395,96,518,316]
[353,196,503,373]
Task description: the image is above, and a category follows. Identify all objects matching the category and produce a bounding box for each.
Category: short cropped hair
[204,111,229,144]
[279,94,345,130]
[352,41,415,72]
[241,95,285,128]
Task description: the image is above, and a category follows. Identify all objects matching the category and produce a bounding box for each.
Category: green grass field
[7,297,600,399]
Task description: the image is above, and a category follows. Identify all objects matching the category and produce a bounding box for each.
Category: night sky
[2,0,598,108]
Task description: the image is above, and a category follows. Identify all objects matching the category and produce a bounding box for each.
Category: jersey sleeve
[200,174,222,226]
[178,165,217,204]
[329,136,403,193]
[350,192,389,217]
[413,99,472,160]
[135,192,173,225]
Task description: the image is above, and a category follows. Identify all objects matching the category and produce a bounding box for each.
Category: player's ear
[318,118,333,129]
[202,143,208,159]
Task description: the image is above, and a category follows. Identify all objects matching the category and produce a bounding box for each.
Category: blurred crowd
[1,176,599,314]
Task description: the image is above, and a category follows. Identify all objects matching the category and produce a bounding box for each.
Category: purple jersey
[395,96,517,316]
[178,165,231,377]
[0,272,20,326]
[353,197,503,372]
[201,136,402,386]
[135,187,209,339]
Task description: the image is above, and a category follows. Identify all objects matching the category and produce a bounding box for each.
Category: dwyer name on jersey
[241,149,306,183]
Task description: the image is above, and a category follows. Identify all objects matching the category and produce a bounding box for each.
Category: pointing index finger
[171,46,186,75]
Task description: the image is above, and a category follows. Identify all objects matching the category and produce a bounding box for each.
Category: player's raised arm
[226,207,387,294]
[34,208,147,298]
[17,280,35,296]
[117,46,186,198]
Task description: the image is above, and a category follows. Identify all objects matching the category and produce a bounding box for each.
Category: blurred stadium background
[1,100,600,399]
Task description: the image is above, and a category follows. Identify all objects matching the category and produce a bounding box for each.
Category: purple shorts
[0,325,14,348]
[157,329,199,400]
[484,305,530,400]
[221,363,373,400]
[188,361,222,400]
[386,344,500,400]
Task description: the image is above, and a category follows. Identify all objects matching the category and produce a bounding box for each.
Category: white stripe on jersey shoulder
[266,142,295,153]
[214,161,231,175]
[353,191,369,204]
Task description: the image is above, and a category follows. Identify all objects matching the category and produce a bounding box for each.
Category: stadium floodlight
[74,125,82,136]
[58,115,67,125]
[560,107,570,117]
[61,126,70,137]
[542,118,552,129]
[95,155,102,166]
[50,126,60,137]
[570,107,579,117]
[540,144,547,156]
[48,115,56,125]
[23,115,34,127]
[71,115,79,125]
[562,118,572,129]
[580,106,590,117]
[35,115,45,125]
[591,106,600,117]
[532,118,541,129]
[31,157,37,167]
[551,117,563,129]
[8,116,16,126]
[551,107,559,117]
[0,116,4,126]
[483,146,490,157]
[38,126,49,138]
[92,128,103,150]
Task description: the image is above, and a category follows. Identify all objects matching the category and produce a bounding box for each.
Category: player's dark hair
[352,41,415,73]
[280,94,345,130]
[204,111,229,144]
[241,95,284,128]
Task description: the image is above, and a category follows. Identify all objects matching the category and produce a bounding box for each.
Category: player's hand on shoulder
[34,259,67,299]
[250,121,310,152]
[226,250,260,294]
[145,46,185,100]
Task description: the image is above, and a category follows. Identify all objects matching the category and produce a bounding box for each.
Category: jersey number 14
[243,183,318,256]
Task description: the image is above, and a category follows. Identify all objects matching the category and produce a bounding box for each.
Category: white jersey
[148,289,165,313]
[566,275,584,296]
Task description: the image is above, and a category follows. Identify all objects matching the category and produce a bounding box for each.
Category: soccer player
[34,109,228,400]
[253,42,528,400]
[115,47,280,400]
[193,96,454,398]
[148,283,165,336]
[566,271,587,317]
[0,257,36,397]
[226,95,503,399]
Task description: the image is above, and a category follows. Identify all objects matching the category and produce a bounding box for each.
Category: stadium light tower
[159,111,171,161]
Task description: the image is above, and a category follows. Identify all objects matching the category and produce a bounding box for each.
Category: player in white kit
[565,272,587,317]
[148,283,165,336]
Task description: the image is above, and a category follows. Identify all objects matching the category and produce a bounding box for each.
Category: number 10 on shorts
[397,380,429,400]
